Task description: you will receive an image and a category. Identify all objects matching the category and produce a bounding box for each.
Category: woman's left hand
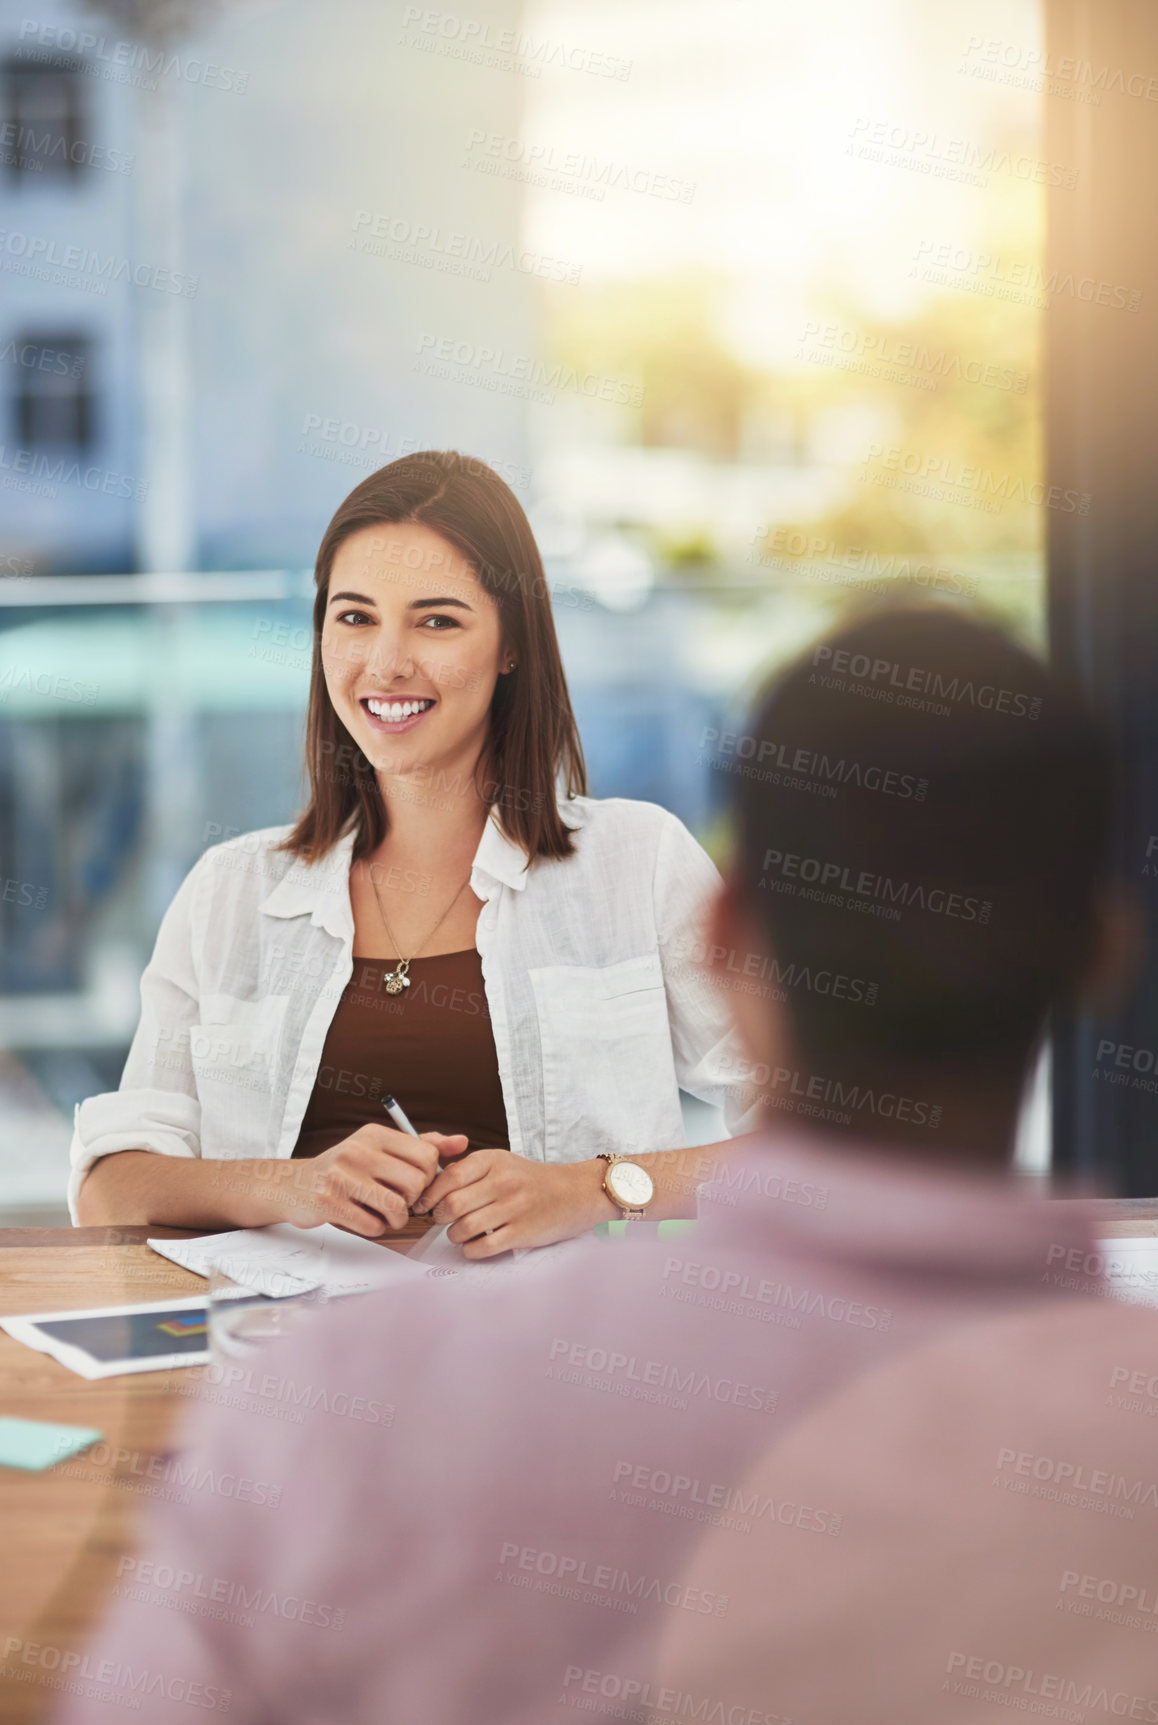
[413,1149,613,1257]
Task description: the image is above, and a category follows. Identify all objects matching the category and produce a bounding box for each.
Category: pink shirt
[654,1299,1158,1723]
[58,1135,1106,1725]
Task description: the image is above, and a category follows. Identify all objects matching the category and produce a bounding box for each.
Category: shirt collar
[259,828,357,941]
[466,794,590,894]
[471,808,532,893]
[698,1130,1101,1293]
[259,796,587,933]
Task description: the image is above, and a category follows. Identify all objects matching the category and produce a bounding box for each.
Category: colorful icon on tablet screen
[156,1314,209,1338]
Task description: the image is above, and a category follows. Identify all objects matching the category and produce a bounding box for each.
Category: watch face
[608,1160,655,1208]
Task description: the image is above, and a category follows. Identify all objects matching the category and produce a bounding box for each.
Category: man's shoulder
[957,1295,1158,1429]
[649,1295,1158,1725]
[792,1295,1158,1465]
[932,1293,1158,1383]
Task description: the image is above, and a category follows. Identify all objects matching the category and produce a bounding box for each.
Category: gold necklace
[367,870,471,995]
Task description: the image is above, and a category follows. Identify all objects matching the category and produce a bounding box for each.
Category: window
[1,56,87,182]
[10,333,95,448]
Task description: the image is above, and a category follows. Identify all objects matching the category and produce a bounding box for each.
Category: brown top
[291,949,509,1160]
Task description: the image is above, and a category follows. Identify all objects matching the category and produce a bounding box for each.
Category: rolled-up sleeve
[652,812,760,1137]
[68,855,207,1219]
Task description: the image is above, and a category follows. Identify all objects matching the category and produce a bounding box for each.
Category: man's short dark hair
[731,607,1114,1077]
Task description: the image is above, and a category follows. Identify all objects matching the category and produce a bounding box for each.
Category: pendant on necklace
[383,971,409,996]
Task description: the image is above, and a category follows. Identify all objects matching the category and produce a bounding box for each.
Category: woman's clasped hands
[415,1147,608,1257]
[280,1127,608,1256]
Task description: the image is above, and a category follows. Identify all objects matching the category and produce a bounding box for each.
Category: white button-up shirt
[68,796,753,1218]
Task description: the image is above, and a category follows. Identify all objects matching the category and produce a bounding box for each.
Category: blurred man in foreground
[58,607,1147,1725]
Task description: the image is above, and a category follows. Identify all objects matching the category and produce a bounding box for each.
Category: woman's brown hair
[280,451,587,866]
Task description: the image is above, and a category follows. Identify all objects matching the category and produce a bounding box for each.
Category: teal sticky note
[0,1417,103,1472]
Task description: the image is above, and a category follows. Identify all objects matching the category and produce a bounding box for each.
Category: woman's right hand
[273,1125,469,1236]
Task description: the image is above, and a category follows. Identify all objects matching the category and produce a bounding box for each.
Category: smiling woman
[70,452,756,1254]
[292,454,585,868]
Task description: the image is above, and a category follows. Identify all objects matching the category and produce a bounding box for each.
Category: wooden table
[0,1204,1154,1721]
[0,1220,431,1723]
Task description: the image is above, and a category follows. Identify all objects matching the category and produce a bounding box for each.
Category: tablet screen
[34,1307,209,1365]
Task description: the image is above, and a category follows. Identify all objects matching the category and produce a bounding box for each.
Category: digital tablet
[0,1296,210,1379]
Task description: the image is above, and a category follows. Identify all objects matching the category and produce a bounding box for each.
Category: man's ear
[1079,885,1145,1013]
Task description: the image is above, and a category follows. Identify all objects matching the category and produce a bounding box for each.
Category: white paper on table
[406,1223,474,1268]
[407,1222,598,1286]
[147,1224,435,1299]
[1096,1237,1158,1308]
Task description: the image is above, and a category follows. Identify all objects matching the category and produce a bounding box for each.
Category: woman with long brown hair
[71,453,752,1253]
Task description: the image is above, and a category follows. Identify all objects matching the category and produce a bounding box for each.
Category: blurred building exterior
[0,0,534,574]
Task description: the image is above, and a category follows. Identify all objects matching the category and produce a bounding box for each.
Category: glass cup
[207,1266,329,1361]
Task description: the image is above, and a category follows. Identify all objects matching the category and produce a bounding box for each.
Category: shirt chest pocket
[529,954,677,1160]
[190,994,289,1084]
